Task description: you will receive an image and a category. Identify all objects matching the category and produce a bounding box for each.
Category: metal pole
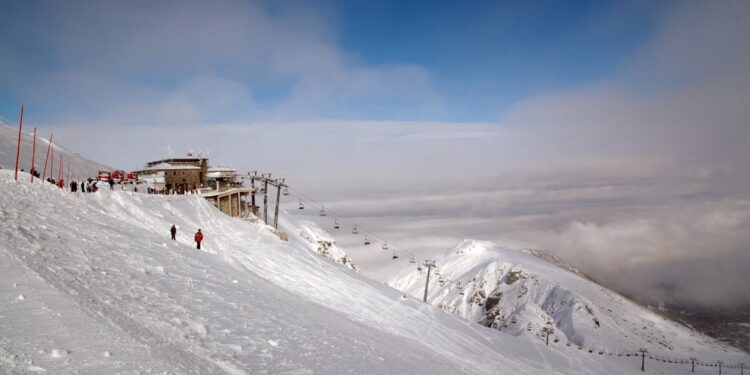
[263,178,269,224]
[422,260,435,302]
[30,127,36,183]
[14,105,24,181]
[50,144,54,181]
[250,173,256,214]
[273,181,282,229]
[41,134,53,181]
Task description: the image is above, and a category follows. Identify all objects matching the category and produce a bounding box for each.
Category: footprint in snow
[50,349,70,358]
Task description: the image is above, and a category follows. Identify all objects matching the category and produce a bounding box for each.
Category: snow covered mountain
[389,240,748,366]
[0,123,110,179]
[0,169,633,374]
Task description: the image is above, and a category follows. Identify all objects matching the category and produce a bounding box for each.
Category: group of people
[64,178,100,193]
[171,225,204,250]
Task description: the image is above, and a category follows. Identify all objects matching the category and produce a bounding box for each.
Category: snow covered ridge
[4,169,629,374]
[278,212,359,272]
[389,239,748,365]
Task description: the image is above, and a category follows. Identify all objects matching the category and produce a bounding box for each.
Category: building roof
[143,162,201,171]
[201,187,252,198]
[208,166,237,173]
[145,157,206,167]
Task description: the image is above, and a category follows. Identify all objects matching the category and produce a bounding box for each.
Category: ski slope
[389,240,748,370]
[0,168,660,374]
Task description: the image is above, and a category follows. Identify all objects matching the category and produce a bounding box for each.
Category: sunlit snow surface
[390,239,748,368]
[1,169,747,374]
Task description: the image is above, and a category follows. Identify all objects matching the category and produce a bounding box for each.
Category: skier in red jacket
[194,229,203,250]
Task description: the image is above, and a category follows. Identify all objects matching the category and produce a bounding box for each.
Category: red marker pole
[41,134,53,181]
[50,144,54,181]
[30,127,37,183]
[14,105,24,181]
[58,154,63,182]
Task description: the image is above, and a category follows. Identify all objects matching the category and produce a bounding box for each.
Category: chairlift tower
[542,325,555,346]
[739,362,745,375]
[639,348,648,372]
[690,357,697,373]
[718,360,723,375]
[422,260,436,302]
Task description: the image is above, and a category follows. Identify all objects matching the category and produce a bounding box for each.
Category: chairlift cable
[284,185,418,260]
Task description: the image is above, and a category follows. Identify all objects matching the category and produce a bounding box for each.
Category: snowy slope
[278,212,359,272]
[389,240,748,367]
[0,123,110,179]
[2,169,664,375]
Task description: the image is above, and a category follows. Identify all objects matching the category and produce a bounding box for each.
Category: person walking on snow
[194,229,203,250]
[170,225,177,240]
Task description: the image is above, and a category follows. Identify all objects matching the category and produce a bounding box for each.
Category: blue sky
[334,1,664,120]
[0,0,667,123]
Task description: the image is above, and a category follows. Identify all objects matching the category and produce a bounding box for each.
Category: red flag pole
[67,161,71,191]
[41,134,53,181]
[30,127,37,183]
[14,105,24,181]
[59,154,63,182]
[50,144,54,181]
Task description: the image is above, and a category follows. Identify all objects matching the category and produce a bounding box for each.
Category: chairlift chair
[334,219,340,229]
[382,241,389,251]
[409,256,416,263]
[364,236,371,246]
[298,200,304,210]
[392,249,398,259]
[352,225,359,235]
[283,188,290,196]
[319,207,326,216]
